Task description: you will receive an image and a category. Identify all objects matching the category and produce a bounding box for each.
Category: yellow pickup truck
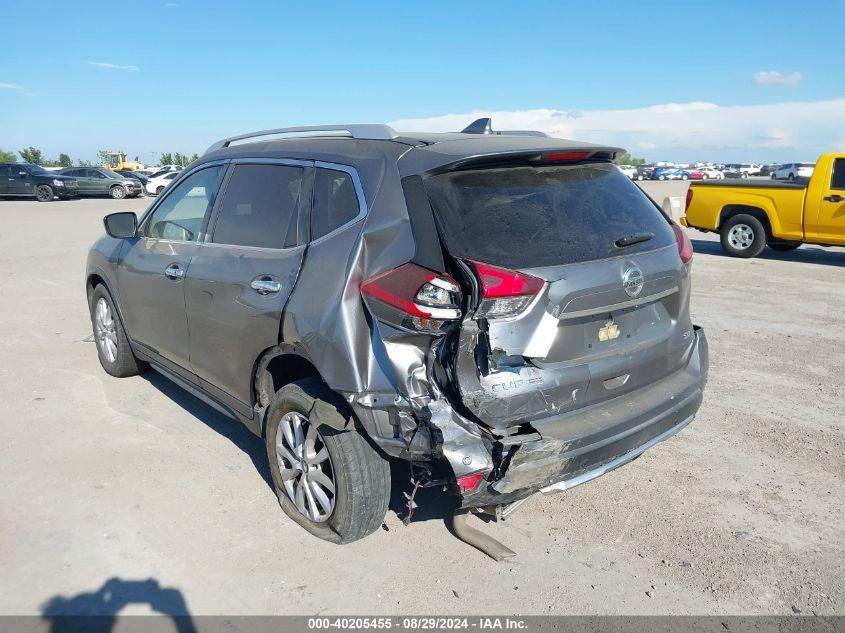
[682,153,845,257]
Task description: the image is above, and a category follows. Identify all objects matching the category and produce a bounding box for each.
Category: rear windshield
[424,163,675,269]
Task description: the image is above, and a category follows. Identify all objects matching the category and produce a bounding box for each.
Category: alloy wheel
[36,185,52,201]
[94,298,118,363]
[275,411,336,522]
[728,223,755,250]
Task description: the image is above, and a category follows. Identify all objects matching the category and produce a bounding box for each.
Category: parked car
[116,170,150,191]
[683,152,845,257]
[617,165,637,179]
[697,167,724,180]
[771,162,815,181]
[59,167,143,199]
[722,164,748,179]
[145,171,180,195]
[686,169,707,180]
[634,165,654,180]
[146,165,184,179]
[652,167,689,180]
[0,163,79,201]
[86,121,708,551]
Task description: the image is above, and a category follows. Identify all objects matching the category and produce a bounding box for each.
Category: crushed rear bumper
[459,326,708,509]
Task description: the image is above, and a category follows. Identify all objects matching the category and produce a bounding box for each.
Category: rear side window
[212,164,303,249]
[830,159,845,190]
[425,163,675,269]
[311,168,361,240]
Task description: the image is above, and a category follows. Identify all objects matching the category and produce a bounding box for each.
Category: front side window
[212,164,303,249]
[311,168,361,240]
[831,158,845,190]
[143,166,222,242]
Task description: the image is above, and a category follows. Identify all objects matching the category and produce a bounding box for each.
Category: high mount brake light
[360,263,462,330]
[546,151,592,162]
[672,224,694,264]
[464,259,545,319]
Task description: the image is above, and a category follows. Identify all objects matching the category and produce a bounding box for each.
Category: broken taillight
[360,263,462,331]
[464,259,545,320]
[672,224,694,264]
[455,471,486,493]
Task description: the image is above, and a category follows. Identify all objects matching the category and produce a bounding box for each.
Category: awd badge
[598,319,620,342]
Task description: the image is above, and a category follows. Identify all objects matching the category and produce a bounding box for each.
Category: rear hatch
[423,160,694,430]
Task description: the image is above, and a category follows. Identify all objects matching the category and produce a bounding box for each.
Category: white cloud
[0,82,33,96]
[390,97,845,162]
[753,71,802,86]
[82,61,140,71]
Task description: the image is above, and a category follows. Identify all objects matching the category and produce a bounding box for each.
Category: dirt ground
[0,181,842,617]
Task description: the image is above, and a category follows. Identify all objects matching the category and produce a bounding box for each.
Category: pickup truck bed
[689,180,806,190]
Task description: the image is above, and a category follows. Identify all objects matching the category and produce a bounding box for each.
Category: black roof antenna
[460,117,549,138]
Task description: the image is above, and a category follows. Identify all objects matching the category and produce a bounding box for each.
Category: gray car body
[86,129,708,509]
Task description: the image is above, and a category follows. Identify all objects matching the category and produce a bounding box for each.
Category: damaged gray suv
[86,120,708,555]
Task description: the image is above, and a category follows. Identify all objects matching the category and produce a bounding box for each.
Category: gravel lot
[0,181,843,617]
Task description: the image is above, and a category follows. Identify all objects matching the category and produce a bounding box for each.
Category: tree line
[0,147,199,168]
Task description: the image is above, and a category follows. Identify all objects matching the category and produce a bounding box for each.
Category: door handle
[164,264,185,280]
[250,276,281,295]
[823,194,844,202]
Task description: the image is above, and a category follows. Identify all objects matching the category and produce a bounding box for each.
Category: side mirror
[103,212,138,239]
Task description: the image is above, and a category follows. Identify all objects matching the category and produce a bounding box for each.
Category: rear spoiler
[426,147,623,175]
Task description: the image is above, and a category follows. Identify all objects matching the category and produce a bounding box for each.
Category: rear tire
[110,185,127,200]
[788,173,795,181]
[35,185,53,202]
[265,378,390,544]
[720,214,766,258]
[89,285,147,377]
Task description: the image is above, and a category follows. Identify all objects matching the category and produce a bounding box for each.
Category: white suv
[771,163,815,181]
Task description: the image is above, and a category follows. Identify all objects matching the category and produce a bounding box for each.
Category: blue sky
[1,0,843,163]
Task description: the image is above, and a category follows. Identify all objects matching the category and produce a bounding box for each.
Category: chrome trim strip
[539,413,695,494]
[558,286,678,320]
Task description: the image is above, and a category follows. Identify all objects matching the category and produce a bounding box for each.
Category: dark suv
[0,163,79,201]
[86,121,708,552]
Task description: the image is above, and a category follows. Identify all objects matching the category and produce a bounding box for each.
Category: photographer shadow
[41,577,196,633]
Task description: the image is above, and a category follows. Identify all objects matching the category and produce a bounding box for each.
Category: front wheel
[681,174,689,180]
[89,285,147,377]
[788,173,795,181]
[156,186,165,195]
[35,185,53,202]
[265,379,390,544]
[720,214,767,258]
[110,185,127,200]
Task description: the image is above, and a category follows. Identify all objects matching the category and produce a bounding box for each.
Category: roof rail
[460,117,549,138]
[204,124,399,154]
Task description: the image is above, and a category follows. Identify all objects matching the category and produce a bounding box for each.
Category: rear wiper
[614,232,654,248]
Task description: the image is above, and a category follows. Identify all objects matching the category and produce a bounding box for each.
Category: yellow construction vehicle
[101,151,145,171]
